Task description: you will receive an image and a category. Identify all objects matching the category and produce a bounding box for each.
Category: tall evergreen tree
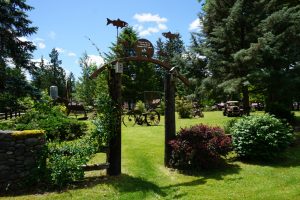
[0,0,37,91]
[31,49,67,98]
[155,33,187,97]
[200,0,300,119]
[106,27,161,103]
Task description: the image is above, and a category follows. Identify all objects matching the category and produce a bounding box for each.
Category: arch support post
[107,68,122,176]
[164,72,176,167]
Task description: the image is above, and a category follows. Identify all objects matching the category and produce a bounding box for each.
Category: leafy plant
[169,124,232,170]
[224,118,238,134]
[176,97,192,118]
[15,98,87,141]
[157,100,165,116]
[135,100,146,113]
[46,135,98,188]
[93,94,118,146]
[231,114,294,160]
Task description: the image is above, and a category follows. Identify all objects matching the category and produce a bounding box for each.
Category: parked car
[223,101,243,117]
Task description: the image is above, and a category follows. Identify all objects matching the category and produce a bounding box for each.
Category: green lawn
[2,111,300,200]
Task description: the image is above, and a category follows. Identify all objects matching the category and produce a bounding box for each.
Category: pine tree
[48,48,67,97]
[106,27,162,103]
[200,0,300,119]
[0,0,37,91]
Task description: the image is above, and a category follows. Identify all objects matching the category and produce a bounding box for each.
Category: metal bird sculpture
[106,18,128,29]
[162,31,179,40]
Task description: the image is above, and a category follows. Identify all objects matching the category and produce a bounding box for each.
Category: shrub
[231,114,294,160]
[46,135,98,188]
[176,98,192,118]
[224,118,238,134]
[169,124,232,170]
[157,100,165,116]
[15,101,87,141]
[135,100,146,113]
[0,121,15,130]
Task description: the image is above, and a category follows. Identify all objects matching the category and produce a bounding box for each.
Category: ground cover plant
[1,111,300,199]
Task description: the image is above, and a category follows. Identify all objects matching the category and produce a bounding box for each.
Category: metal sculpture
[106,18,128,28]
[106,18,128,38]
[162,31,179,40]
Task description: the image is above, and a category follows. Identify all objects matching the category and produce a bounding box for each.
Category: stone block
[25,138,39,146]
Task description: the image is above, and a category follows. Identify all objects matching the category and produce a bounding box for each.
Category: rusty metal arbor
[91,19,189,176]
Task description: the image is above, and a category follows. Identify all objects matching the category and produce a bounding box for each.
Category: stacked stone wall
[0,130,45,191]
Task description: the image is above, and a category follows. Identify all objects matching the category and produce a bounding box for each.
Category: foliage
[176,97,192,118]
[230,114,294,160]
[157,100,165,116]
[199,0,300,119]
[15,95,87,141]
[0,120,15,130]
[0,68,40,112]
[223,118,238,135]
[31,49,67,98]
[46,135,98,188]
[75,52,98,106]
[0,0,37,92]
[93,93,117,147]
[135,100,146,113]
[169,124,232,170]
[106,27,163,103]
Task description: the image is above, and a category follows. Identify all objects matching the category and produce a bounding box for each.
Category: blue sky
[26,0,203,79]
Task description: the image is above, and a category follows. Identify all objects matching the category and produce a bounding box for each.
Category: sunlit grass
[2,111,300,200]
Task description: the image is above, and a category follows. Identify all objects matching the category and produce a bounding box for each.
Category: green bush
[0,121,15,130]
[157,100,165,116]
[15,101,87,141]
[231,114,294,160]
[176,98,192,118]
[224,118,238,134]
[169,124,232,170]
[135,100,146,113]
[46,135,98,188]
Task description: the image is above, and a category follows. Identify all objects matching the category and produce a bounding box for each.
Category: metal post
[164,72,176,167]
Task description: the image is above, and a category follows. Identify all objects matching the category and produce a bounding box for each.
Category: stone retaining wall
[0,130,45,191]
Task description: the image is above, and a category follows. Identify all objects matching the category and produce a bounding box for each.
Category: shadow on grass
[1,163,241,198]
[231,141,300,168]
[168,162,241,181]
[107,174,167,197]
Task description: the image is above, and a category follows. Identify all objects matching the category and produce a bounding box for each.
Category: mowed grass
[2,111,300,200]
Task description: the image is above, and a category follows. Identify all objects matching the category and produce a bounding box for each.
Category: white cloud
[158,23,167,31]
[87,55,104,67]
[139,27,160,37]
[133,13,168,24]
[133,13,168,37]
[38,42,46,49]
[55,47,64,53]
[49,31,56,40]
[189,18,202,31]
[68,52,77,57]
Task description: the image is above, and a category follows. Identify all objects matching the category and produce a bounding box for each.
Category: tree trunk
[242,86,250,115]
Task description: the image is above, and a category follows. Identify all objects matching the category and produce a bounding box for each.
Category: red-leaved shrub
[169,124,232,170]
